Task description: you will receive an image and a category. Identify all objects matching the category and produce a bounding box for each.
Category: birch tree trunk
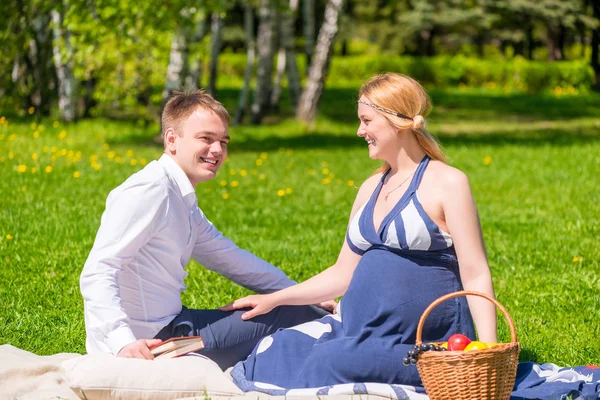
[251,0,276,125]
[303,0,316,74]
[51,3,77,122]
[297,0,344,125]
[208,12,224,96]
[162,25,191,102]
[187,12,208,89]
[234,3,256,125]
[270,47,286,110]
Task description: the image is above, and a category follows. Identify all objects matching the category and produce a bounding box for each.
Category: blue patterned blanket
[232,361,600,399]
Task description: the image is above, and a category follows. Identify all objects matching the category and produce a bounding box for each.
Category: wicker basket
[415,291,520,400]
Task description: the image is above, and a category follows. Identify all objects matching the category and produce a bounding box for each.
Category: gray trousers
[154,305,327,369]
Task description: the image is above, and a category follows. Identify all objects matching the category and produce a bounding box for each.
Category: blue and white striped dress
[233,156,475,391]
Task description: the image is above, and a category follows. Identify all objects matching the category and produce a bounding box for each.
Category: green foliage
[0,87,599,366]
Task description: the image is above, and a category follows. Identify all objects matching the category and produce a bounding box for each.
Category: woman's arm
[442,169,497,343]
[220,174,381,320]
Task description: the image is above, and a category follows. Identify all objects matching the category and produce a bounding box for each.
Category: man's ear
[164,128,177,152]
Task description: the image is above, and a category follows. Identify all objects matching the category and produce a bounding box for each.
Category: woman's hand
[220,294,279,320]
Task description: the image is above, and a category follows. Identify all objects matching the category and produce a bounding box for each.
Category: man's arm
[191,213,295,294]
[80,181,167,355]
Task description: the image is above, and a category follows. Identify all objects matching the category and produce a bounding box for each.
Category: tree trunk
[546,23,563,61]
[234,3,256,125]
[296,0,344,125]
[270,47,286,110]
[188,12,208,89]
[251,0,276,125]
[208,12,224,97]
[303,0,316,74]
[283,0,302,107]
[592,0,600,87]
[162,26,191,102]
[51,4,77,122]
[526,25,534,60]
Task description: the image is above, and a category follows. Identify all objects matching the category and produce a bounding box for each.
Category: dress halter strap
[405,156,430,194]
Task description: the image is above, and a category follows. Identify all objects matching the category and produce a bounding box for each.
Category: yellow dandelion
[126,150,133,157]
[229,169,236,175]
[259,174,266,180]
[103,143,109,150]
[28,106,35,114]
[277,189,286,197]
[483,156,492,166]
[58,130,67,139]
[140,158,147,165]
[322,168,329,175]
[285,188,292,194]
[8,152,14,159]
[50,146,57,153]
[260,152,268,160]
[256,159,263,166]
[115,157,123,163]
[220,180,228,187]
[222,193,229,200]
[348,180,355,186]
[17,165,27,173]
[107,151,116,159]
[53,121,59,128]
[30,153,38,161]
[60,149,67,156]
[6,234,13,240]
[240,169,248,176]
[572,256,582,263]
[322,178,331,185]
[0,116,6,124]
[130,159,138,166]
[9,134,16,141]
[91,162,101,171]
[89,155,98,162]
[75,151,81,159]
[33,131,39,138]
[231,180,239,187]
[73,171,81,178]
[67,150,74,158]
[31,167,37,174]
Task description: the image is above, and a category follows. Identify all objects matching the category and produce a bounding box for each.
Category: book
[150,336,205,359]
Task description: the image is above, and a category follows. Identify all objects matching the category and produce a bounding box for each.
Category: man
[80,89,329,368]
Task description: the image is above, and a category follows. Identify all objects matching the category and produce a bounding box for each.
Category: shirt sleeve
[191,212,296,294]
[80,180,168,355]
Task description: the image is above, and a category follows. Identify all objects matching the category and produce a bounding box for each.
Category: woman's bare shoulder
[426,160,470,189]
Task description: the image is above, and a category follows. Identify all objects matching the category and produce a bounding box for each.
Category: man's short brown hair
[161,88,231,139]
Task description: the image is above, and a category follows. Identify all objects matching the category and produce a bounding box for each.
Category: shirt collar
[158,154,197,207]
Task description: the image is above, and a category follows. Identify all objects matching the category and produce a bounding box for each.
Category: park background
[0,0,599,367]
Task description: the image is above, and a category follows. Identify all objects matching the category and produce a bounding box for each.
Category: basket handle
[415,290,517,345]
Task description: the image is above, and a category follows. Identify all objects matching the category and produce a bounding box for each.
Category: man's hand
[220,294,279,320]
[117,338,163,360]
[316,300,338,314]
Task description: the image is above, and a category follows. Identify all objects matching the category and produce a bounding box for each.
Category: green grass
[1,87,599,367]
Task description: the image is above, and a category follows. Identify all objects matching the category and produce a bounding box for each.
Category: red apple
[447,334,471,351]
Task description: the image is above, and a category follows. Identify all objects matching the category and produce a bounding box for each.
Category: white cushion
[61,353,244,400]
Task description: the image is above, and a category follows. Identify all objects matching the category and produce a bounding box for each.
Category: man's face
[165,107,229,187]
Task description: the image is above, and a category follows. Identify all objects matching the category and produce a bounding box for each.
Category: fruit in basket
[487,342,500,347]
[447,333,471,351]
[439,342,448,349]
[464,341,489,351]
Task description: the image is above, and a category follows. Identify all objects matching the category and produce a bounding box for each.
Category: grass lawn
[1,86,599,366]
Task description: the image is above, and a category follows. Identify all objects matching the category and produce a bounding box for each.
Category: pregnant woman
[222,73,497,389]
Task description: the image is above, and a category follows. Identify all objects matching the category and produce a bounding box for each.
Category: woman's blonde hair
[358,73,445,172]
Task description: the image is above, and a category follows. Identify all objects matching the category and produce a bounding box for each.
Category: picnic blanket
[232,361,600,400]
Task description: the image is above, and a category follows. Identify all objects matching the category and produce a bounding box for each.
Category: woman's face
[357,95,399,160]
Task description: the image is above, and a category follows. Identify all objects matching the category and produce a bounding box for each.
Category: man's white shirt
[81,154,295,355]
